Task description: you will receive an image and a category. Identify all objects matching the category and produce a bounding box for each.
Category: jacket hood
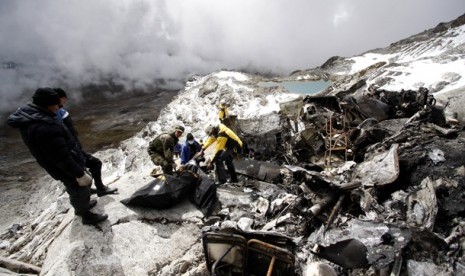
[7,103,56,128]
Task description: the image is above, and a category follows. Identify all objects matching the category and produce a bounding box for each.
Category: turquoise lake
[258,80,332,95]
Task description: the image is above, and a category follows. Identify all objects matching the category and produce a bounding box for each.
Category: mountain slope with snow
[290,13,465,123]
[295,14,465,96]
[350,24,465,94]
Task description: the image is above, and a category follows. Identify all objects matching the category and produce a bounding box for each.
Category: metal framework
[324,113,350,167]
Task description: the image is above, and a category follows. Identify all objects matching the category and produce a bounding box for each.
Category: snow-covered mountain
[2,13,465,276]
[293,13,465,120]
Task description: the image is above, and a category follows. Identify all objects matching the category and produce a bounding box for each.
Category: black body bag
[121,171,196,209]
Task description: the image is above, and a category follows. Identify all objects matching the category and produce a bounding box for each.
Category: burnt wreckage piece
[226,85,465,274]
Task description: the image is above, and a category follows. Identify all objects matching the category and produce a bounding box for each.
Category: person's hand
[172,162,178,170]
[76,172,93,187]
[206,160,213,171]
[193,151,202,159]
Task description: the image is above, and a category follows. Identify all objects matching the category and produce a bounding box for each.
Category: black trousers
[214,149,238,182]
[85,153,104,189]
[63,180,91,215]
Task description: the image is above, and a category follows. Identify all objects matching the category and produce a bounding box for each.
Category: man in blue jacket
[7,88,108,225]
[180,133,202,165]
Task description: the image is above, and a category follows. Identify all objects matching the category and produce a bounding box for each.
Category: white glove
[76,172,93,187]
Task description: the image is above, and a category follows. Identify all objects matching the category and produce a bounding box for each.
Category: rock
[352,143,399,186]
[304,262,337,276]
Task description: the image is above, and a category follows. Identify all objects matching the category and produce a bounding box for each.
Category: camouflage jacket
[147,132,178,162]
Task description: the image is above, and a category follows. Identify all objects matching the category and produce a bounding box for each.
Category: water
[258,80,332,95]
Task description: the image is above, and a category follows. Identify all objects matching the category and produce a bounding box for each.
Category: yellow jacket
[218,104,229,122]
[203,124,242,159]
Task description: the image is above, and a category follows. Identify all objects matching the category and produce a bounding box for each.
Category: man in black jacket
[7,88,108,225]
[54,88,117,197]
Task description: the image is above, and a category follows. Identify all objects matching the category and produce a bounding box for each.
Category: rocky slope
[0,71,301,275]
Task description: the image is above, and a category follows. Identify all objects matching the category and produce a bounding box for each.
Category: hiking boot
[215,179,227,185]
[74,199,97,215]
[88,198,97,209]
[81,211,108,225]
[96,186,118,197]
[150,167,163,178]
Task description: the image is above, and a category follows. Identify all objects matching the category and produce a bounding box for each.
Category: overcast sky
[1,0,464,111]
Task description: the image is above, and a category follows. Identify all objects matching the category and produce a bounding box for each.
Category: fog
[1,0,464,112]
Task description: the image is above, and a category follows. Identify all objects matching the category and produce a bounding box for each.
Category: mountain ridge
[292,12,465,98]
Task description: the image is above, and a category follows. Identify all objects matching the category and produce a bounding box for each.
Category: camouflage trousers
[150,153,174,175]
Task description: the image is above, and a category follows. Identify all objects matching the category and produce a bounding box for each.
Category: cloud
[332,4,351,27]
[333,11,349,27]
[0,0,464,112]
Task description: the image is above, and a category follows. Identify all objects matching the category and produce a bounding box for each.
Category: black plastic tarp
[121,171,196,209]
[121,161,219,216]
[190,175,218,217]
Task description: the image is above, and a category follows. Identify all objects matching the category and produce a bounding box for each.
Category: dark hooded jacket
[7,103,86,183]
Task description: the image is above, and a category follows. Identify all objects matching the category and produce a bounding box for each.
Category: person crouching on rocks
[199,123,242,184]
[148,125,185,175]
[7,88,108,225]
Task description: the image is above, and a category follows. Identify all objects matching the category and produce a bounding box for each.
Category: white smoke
[0,0,464,112]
